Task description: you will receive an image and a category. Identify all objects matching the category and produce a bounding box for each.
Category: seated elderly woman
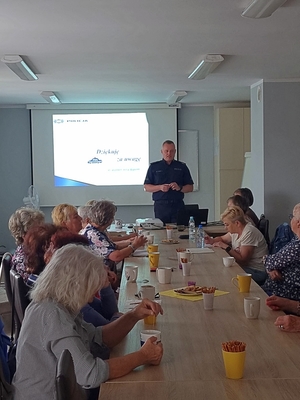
[51,203,83,234]
[80,201,137,242]
[23,225,121,327]
[82,200,147,272]
[205,206,268,285]
[262,203,300,300]
[8,207,45,282]
[12,244,163,400]
[233,187,260,227]
[227,195,255,226]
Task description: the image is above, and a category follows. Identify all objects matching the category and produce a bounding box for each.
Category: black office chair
[1,253,13,305]
[258,214,270,246]
[56,349,87,400]
[184,204,199,211]
[9,269,31,339]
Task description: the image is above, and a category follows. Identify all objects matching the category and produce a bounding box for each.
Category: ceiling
[1,0,300,106]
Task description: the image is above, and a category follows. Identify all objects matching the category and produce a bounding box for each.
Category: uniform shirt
[13,299,109,400]
[144,159,194,202]
[230,223,268,272]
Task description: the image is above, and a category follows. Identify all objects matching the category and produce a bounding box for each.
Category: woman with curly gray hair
[82,200,147,273]
[12,244,163,400]
[8,207,44,281]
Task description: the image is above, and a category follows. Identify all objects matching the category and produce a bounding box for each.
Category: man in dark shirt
[144,140,194,224]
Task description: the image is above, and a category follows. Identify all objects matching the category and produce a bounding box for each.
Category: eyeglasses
[289,214,294,220]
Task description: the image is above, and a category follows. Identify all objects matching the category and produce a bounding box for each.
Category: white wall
[251,81,300,236]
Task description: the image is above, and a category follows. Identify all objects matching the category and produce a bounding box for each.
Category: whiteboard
[178,130,199,191]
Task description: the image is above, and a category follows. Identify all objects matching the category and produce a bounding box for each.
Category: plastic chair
[258,214,270,246]
[56,349,87,400]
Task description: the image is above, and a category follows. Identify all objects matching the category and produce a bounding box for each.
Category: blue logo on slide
[53,119,64,124]
[88,157,102,164]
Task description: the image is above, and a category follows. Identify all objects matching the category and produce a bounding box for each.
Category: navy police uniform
[144,159,194,224]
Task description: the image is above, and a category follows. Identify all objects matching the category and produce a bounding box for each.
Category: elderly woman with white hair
[8,207,45,282]
[263,203,300,300]
[12,244,163,400]
[82,200,147,272]
[205,206,268,285]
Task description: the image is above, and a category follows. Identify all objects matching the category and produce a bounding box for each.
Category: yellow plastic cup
[148,244,159,253]
[149,252,160,271]
[144,314,157,325]
[222,350,246,379]
[231,273,252,293]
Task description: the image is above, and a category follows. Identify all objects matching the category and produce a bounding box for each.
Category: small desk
[99,230,300,400]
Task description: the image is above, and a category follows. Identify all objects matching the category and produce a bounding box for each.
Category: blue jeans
[242,266,267,286]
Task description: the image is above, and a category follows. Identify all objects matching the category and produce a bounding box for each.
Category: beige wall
[214,108,251,217]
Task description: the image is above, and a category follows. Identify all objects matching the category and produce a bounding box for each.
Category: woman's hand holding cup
[140,336,163,365]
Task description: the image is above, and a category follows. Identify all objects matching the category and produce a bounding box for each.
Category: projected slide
[53,113,149,186]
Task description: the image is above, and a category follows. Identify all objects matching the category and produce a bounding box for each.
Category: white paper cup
[203,292,214,310]
[156,267,172,284]
[140,330,161,346]
[182,262,191,276]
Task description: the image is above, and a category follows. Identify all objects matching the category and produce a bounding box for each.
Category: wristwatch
[178,185,183,192]
[128,244,136,253]
[225,246,232,253]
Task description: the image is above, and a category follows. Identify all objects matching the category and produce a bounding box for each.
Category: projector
[135,218,164,230]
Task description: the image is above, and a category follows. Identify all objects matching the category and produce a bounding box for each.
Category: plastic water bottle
[196,224,205,248]
[188,216,196,242]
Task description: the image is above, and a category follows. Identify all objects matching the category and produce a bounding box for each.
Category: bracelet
[225,246,232,253]
[297,302,300,316]
[128,244,135,253]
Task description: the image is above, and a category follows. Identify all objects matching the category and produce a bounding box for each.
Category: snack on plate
[201,287,217,294]
[161,239,179,244]
[222,340,246,352]
[176,248,186,253]
[174,285,204,294]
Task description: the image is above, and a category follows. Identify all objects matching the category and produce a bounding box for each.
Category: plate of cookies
[161,239,180,244]
[174,285,205,296]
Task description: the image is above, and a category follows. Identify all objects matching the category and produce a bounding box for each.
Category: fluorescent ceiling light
[188,55,224,80]
[41,91,61,104]
[167,90,187,105]
[241,0,287,19]
[1,54,38,81]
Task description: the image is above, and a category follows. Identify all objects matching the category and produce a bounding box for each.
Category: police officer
[144,140,194,224]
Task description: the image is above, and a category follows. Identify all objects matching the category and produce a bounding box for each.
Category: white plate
[186,248,214,254]
[161,239,180,244]
[174,287,203,296]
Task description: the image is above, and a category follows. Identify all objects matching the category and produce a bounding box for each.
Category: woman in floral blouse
[82,200,147,273]
[263,203,300,300]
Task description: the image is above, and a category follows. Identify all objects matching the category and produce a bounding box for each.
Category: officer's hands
[160,184,170,192]
[169,182,180,191]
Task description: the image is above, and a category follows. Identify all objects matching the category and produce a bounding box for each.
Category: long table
[99,230,300,399]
